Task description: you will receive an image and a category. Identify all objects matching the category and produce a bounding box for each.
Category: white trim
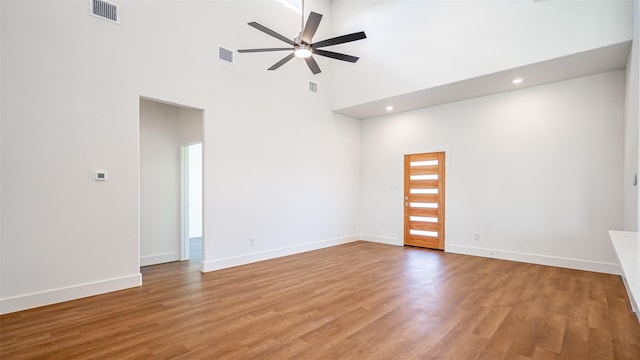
[180,145,190,261]
[140,251,180,266]
[360,234,402,246]
[359,233,622,275]
[181,142,204,261]
[202,235,359,272]
[0,273,141,315]
[447,243,621,275]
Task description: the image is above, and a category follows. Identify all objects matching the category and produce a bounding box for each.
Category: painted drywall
[1,1,144,313]
[360,71,625,274]
[178,106,204,240]
[1,0,362,313]
[139,99,182,266]
[628,0,640,232]
[627,0,640,300]
[178,107,204,240]
[1,0,630,313]
[619,0,640,319]
[179,107,203,145]
[329,0,632,110]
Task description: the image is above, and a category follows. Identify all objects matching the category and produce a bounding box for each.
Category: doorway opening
[182,142,203,262]
[139,97,204,270]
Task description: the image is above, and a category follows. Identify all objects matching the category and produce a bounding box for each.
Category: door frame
[399,146,451,250]
[180,141,203,261]
[180,144,190,261]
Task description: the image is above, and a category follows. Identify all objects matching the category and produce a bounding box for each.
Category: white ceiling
[333,41,631,120]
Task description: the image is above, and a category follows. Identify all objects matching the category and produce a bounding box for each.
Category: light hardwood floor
[1,241,639,359]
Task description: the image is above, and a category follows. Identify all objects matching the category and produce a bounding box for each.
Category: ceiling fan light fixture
[237,5,366,74]
[294,45,312,58]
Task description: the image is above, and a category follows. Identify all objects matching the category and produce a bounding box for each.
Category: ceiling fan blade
[268,53,295,70]
[301,12,323,44]
[312,31,367,49]
[248,22,297,46]
[238,48,294,53]
[305,56,321,74]
[313,49,359,63]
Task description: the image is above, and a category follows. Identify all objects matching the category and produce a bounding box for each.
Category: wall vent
[91,0,119,23]
[218,46,234,64]
[308,81,318,93]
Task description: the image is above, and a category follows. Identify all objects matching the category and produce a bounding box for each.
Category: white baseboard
[359,234,402,246]
[0,273,142,315]
[140,251,180,266]
[446,244,622,275]
[202,235,359,272]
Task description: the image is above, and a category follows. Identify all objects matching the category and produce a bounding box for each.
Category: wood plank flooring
[1,241,639,359]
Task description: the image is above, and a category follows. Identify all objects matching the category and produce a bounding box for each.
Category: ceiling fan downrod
[301,0,305,38]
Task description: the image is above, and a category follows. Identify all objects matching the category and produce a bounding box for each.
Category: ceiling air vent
[218,46,234,64]
[91,0,119,23]
[308,81,318,93]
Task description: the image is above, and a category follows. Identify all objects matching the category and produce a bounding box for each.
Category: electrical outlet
[249,238,255,246]
[474,233,480,241]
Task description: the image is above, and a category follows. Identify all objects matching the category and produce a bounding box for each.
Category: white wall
[330,0,632,110]
[1,0,361,313]
[360,71,625,274]
[139,99,182,266]
[624,0,640,316]
[629,0,640,231]
[179,107,203,145]
[179,106,204,240]
[1,1,143,313]
[1,0,629,314]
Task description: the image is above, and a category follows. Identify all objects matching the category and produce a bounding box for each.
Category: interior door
[404,152,445,250]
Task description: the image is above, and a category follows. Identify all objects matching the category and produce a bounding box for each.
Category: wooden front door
[404,152,445,250]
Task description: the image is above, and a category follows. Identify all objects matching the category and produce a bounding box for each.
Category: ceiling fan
[237,1,366,75]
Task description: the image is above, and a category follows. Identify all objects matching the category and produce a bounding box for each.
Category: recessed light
[386,106,394,111]
[512,78,523,84]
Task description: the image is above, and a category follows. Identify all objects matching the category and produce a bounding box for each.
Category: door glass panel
[410,174,438,180]
[410,230,438,237]
[410,188,438,194]
[410,160,438,166]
